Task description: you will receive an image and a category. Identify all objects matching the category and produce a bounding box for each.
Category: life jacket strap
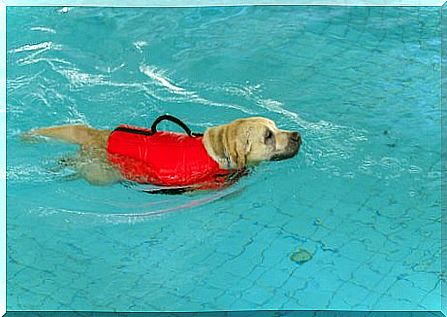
[151,114,203,137]
[112,114,203,137]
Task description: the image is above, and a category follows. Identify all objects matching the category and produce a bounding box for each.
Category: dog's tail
[22,125,102,145]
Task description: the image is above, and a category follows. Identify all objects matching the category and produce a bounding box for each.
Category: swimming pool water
[6,5,442,312]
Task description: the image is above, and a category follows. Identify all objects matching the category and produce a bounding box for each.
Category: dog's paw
[20,131,40,143]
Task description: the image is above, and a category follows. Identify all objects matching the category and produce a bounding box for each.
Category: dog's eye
[264,129,274,143]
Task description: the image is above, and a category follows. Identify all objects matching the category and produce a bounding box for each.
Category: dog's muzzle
[270,132,301,161]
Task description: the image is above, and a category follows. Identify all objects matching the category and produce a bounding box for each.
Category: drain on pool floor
[290,248,313,265]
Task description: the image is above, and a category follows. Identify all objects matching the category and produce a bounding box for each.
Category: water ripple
[25,186,240,225]
[30,26,57,34]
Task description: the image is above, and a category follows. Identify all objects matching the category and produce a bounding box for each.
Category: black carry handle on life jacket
[113,114,203,137]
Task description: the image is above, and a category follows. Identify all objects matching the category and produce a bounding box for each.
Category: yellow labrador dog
[24,117,301,189]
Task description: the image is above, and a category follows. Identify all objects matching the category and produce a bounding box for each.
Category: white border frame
[0,1,5,316]
[2,0,447,6]
[0,1,445,316]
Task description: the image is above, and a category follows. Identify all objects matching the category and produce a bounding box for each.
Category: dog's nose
[290,132,301,144]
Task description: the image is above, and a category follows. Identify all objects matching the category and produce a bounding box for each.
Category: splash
[30,27,57,34]
[139,65,194,96]
[138,63,256,114]
[9,41,54,53]
[133,41,148,53]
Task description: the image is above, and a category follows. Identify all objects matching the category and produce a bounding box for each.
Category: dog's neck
[202,129,236,170]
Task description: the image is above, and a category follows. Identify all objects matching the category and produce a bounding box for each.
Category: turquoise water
[7,5,442,311]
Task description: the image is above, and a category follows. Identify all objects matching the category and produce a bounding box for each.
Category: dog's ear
[204,125,226,160]
[225,123,252,170]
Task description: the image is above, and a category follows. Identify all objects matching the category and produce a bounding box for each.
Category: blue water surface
[6,5,442,311]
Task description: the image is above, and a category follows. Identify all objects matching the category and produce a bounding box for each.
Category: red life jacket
[107,124,234,189]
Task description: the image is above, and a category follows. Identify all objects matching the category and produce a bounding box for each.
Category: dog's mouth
[270,150,298,161]
[270,141,301,161]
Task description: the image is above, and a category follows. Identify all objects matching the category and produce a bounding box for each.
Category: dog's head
[203,117,301,169]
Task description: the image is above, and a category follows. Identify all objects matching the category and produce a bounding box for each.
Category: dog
[23,116,301,190]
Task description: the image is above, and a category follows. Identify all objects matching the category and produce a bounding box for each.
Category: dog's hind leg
[22,125,110,147]
[23,125,95,144]
[22,125,118,185]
